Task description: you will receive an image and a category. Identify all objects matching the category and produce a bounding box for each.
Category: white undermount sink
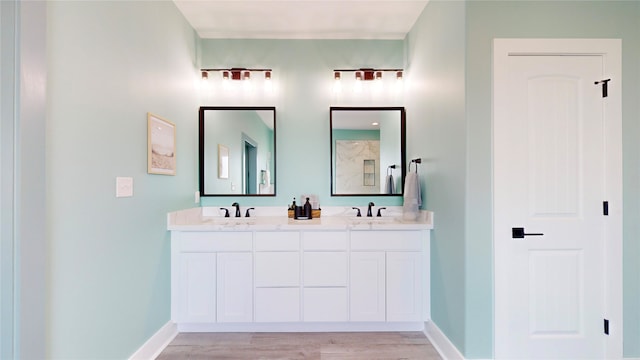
[347,216,401,225]
[203,217,257,226]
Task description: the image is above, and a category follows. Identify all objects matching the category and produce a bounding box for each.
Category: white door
[494,39,622,359]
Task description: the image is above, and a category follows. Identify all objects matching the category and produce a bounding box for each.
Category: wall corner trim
[424,321,465,360]
[129,321,178,360]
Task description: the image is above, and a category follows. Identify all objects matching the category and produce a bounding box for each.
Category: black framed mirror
[199,106,276,196]
[330,107,406,196]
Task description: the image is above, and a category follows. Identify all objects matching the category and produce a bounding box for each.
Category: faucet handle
[245,207,255,217]
[352,207,362,217]
[219,208,230,218]
[376,207,387,217]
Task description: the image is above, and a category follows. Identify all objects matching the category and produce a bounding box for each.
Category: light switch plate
[116,177,133,197]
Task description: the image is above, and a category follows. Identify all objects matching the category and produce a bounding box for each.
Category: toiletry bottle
[304,197,312,219]
[292,198,298,219]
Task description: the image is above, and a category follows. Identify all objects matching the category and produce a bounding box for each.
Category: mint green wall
[333,129,380,142]
[2,2,48,358]
[36,1,640,358]
[406,0,468,354]
[465,1,640,357]
[0,3,17,357]
[408,1,640,358]
[46,1,199,358]
[199,40,405,207]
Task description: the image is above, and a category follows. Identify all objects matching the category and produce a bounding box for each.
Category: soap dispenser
[304,197,312,219]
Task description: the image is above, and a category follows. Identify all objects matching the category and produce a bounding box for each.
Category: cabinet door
[178,253,216,323]
[350,252,385,322]
[387,252,422,322]
[217,252,252,322]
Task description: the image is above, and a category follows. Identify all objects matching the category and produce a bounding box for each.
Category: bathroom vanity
[167,206,433,332]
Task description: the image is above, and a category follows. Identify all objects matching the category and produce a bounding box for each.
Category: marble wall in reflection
[335,140,380,194]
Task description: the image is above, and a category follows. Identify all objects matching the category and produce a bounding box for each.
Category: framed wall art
[147,113,176,175]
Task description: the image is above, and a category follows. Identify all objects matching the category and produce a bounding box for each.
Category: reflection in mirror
[199,107,276,196]
[330,107,406,196]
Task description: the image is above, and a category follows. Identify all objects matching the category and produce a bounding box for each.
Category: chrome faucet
[231,202,241,217]
[367,202,375,217]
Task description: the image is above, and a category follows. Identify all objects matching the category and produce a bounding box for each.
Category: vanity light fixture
[201,68,273,81]
[333,68,404,81]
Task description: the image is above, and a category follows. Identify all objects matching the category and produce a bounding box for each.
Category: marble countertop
[168,206,433,231]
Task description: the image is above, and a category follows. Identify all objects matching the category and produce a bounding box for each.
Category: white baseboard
[177,321,423,333]
[424,321,465,360]
[129,321,178,360]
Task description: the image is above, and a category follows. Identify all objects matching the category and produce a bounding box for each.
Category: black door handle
[512,227,544,239]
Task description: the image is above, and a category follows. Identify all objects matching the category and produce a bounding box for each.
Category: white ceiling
[173,1,429,40]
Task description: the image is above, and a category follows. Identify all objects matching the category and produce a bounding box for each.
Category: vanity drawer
[178,232,252,252]
[303,252,347,286]
[255,252,300,287]
[350,231,423,251]
[255,231,300,251]
[303,231,348,250]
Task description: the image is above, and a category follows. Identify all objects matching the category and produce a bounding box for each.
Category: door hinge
[603,201,609,216]
[595,79,611,98]
[604,319,609,335]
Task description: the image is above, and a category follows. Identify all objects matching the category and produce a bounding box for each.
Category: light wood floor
[156,332,442,359]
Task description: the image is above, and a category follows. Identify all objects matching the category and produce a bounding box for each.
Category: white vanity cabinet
[171,232,252,325]
[168,209,432,332]
[350,230,425,322]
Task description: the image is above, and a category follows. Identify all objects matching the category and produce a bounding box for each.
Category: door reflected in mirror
[199,107,276,196]
[330,107,406,196]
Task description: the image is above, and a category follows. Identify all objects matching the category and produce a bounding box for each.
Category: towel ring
[409,158,422,173]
